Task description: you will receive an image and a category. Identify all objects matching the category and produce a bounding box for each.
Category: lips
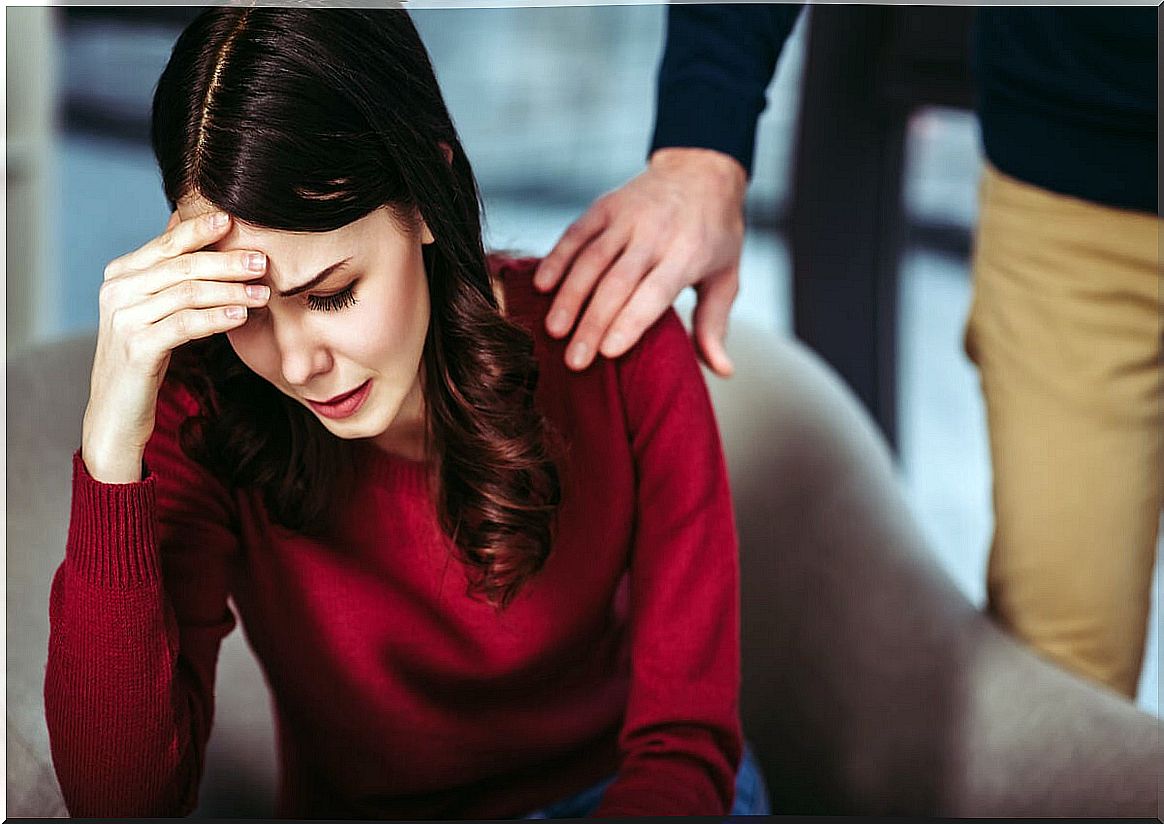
[305,379,372,420]
[312,384,364,406]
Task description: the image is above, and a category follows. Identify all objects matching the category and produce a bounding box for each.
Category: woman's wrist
[81,450,146,484]
[81,422,146,484]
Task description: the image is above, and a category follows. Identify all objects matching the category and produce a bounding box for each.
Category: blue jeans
[522,742,771,817]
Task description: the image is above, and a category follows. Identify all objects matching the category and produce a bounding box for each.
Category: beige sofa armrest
[713,322,1160,816]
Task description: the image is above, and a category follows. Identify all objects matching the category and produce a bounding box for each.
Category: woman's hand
[81,210,270,483]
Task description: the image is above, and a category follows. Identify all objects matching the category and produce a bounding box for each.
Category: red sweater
[45,256,742,818]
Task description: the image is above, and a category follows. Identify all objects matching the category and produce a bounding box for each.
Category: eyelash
[306,283,359,313]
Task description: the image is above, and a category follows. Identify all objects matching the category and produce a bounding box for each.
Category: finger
[691,270,739,378]
[147,305,252,354]
[100,250,266,317]
[107,210,232,279]
[164,210,180,233]
[143,249,268,295]
[544,227,629,340]
[97,249,267,324]
[534,206,608,292]
[565,244,653,370]
[124,279,270,327]
[598,256,691,359]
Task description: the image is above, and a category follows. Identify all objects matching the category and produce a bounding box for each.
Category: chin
[319,418,381,440]
[319,399,401,442]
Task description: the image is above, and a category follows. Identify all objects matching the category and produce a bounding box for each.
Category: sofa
[7,323,1160,817]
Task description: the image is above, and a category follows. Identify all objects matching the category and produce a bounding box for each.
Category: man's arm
[535,4,802,376]
[651,3,801,177]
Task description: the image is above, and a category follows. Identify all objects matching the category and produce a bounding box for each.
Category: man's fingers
[691,270,739,378]
[534,206,608,292]
[544,227,628,340]
[564,244,654,370]
[599,257,690,360]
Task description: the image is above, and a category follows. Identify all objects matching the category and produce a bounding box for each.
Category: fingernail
[603,332,625,355]
[246,252,267,272]
[533,270,552,290]
[567,343,589,370]
[246,284,270,300]
[210,212,229,228]
[226,306,246,319]
[546,310,567,335]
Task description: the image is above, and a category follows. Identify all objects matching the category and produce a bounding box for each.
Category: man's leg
[965,164,1162,697]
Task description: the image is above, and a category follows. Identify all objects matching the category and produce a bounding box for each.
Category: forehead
[175,195,394,262]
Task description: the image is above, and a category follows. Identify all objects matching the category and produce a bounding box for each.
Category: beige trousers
[964,164,1162,698]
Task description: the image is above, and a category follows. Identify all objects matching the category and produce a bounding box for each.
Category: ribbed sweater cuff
[67,450,161,588]
[649,79,762,178]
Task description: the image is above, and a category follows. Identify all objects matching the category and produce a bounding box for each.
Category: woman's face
[177,197,433,456]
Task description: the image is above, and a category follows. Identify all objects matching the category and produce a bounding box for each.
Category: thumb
[692,270,737,378]
[165,210,180,232]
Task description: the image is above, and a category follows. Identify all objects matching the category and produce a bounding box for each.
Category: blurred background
[6,4,1158,717]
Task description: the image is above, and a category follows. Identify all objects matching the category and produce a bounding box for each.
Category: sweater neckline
[357,440,431,495]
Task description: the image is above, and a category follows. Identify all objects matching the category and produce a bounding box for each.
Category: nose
[273,317,333,389]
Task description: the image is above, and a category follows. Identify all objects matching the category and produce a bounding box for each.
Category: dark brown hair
[153,8,560,608]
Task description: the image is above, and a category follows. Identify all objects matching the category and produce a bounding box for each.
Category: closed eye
[306,282,359,312]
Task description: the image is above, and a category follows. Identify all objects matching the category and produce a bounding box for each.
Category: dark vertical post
[789,6,908,452]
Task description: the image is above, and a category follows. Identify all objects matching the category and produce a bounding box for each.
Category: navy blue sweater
[650,5,1157,214]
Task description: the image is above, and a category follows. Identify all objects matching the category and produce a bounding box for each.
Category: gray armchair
[7,323,1159,817]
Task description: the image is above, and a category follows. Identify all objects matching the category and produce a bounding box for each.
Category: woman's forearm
[44,453,230,816]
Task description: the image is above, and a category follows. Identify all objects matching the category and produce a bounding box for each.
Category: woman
[44,8,768,818]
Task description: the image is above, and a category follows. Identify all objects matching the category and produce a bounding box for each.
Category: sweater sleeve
[44,379,241,817]
[592,310,743,816]
[649,2,803,177]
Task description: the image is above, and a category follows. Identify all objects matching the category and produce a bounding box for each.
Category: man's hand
[534,147,747,377]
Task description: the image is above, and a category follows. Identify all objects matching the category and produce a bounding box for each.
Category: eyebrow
[276,257,353,298]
